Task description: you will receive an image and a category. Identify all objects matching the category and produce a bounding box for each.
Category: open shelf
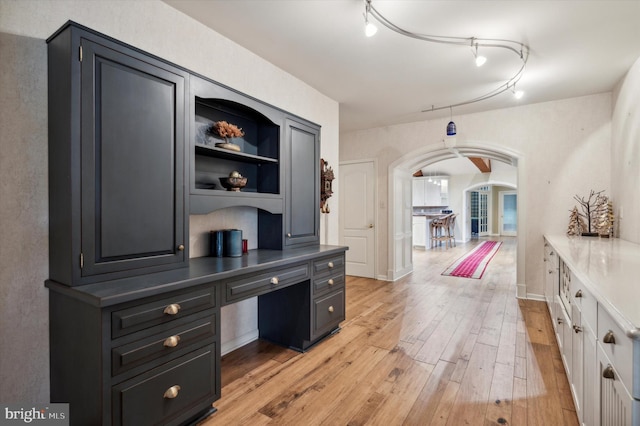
[195,144,278,164]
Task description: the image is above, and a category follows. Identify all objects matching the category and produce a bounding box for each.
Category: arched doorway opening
[387,141,527,298]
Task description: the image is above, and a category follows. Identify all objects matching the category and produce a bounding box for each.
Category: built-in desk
[46,245,347,426]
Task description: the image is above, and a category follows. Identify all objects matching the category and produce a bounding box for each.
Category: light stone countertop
[545,234,640,340]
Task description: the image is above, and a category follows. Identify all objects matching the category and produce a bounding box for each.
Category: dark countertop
[46,245,348,307]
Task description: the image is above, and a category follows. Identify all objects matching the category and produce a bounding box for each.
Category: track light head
[473,43,486,67]
[364,0,378,37]
[365,21,378,37]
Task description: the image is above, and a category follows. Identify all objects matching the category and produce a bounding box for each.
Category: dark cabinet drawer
[312,255,345,276]
[112,287,216,338]
[313,289,345,337]
[312,271,345,296]
[224,263,309,304]
[112,345,218,426]
[112,310,217,377]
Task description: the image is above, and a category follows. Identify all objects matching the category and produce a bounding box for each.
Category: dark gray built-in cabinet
[48,24,189,287]
[46,21,345,426]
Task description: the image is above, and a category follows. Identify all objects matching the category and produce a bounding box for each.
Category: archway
[387,140,527,298]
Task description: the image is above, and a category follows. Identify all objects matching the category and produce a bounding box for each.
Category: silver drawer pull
[163,385,181,399]
[573,325,582,333]
[327,262,334,269]
[163,304,181,316]
[574,290,582,298]
[270,277,279,285]
[602,365,615,380]
[328,306,334,313]
[603,330,616,344]
[328,279,334,286]
[163,335,180,348]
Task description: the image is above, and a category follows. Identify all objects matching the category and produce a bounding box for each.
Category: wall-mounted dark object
[320,158,335,214]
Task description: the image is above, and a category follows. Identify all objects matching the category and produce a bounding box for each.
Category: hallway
[209,237,577,425]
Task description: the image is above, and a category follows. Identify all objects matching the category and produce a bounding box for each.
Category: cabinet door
[597,345,633,426]
[412,178,425,206]
[571,304,584,422]
[583,325,597,426]
[284,118,319,247]
[80,39,187,277]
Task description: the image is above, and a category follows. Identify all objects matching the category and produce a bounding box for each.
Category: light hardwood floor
[201,237,578,425]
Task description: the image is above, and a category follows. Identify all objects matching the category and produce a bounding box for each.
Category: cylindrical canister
[223,229,243,257]
[210,230,224,257]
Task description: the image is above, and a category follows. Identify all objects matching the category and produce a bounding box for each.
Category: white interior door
[340,161,375,278]
[499,190,517,236]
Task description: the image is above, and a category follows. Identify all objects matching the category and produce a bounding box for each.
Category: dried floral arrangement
[209,121,244,140]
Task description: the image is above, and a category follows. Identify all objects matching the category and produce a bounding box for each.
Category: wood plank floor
[200,237,578,426]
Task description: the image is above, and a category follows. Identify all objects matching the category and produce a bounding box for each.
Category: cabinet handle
[270,277,279,285]
[557,317,563,325]
[287,233,292,238]
[328,306,334,313]
[602,365,615,380]
[177,244,185,251]
[603,330,616,344]
[548,270,553,274]
[573,325,582,333]
[328,262,334,269]
[574,290,582,298]
[163,335,181,348]
[163,303,181,315]
[328,279,334,286]
[550,251,554,255]
[163,385,181,399]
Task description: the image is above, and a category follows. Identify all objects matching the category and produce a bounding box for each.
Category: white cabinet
[597,345,634,425]
[412,177,448,206]
[412,216,427,248]
[544,235,640,426]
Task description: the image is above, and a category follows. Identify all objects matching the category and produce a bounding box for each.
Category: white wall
[0,0,340,402]
[612,56,640,243]
[341,93,612,296]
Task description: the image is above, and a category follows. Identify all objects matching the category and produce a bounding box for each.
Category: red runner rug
[442,241,502,279]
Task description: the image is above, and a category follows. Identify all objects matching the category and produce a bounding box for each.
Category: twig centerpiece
[209,120,244,152]
[572,190,606,237]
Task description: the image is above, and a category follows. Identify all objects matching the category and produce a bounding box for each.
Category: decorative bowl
[219,176,247,192]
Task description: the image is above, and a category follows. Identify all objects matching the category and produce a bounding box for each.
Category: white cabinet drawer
[597,304,635,398]
[570,273,597,335]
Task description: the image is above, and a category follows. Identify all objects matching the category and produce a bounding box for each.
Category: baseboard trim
[221,329,259,356]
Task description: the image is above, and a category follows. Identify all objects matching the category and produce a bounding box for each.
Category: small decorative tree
[573,190,604,236]
[593,194,614,237]
[567,206,587,236]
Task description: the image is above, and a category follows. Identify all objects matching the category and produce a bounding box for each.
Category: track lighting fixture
[363,0,529,112]
[363,0,378,37]
[473,43,487,67]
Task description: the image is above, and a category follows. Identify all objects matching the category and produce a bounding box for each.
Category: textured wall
[0,0,339,403]
[0,33,50,402]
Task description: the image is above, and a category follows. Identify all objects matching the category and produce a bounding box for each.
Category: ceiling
[164,0,640,135]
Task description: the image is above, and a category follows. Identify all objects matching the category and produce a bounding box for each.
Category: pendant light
[446,107,456,136]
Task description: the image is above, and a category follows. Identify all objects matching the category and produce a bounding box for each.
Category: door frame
[339,159,377,278]
[387,142,527,298]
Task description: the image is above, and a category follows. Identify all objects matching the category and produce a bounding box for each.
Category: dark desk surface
[46,245,348,307]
